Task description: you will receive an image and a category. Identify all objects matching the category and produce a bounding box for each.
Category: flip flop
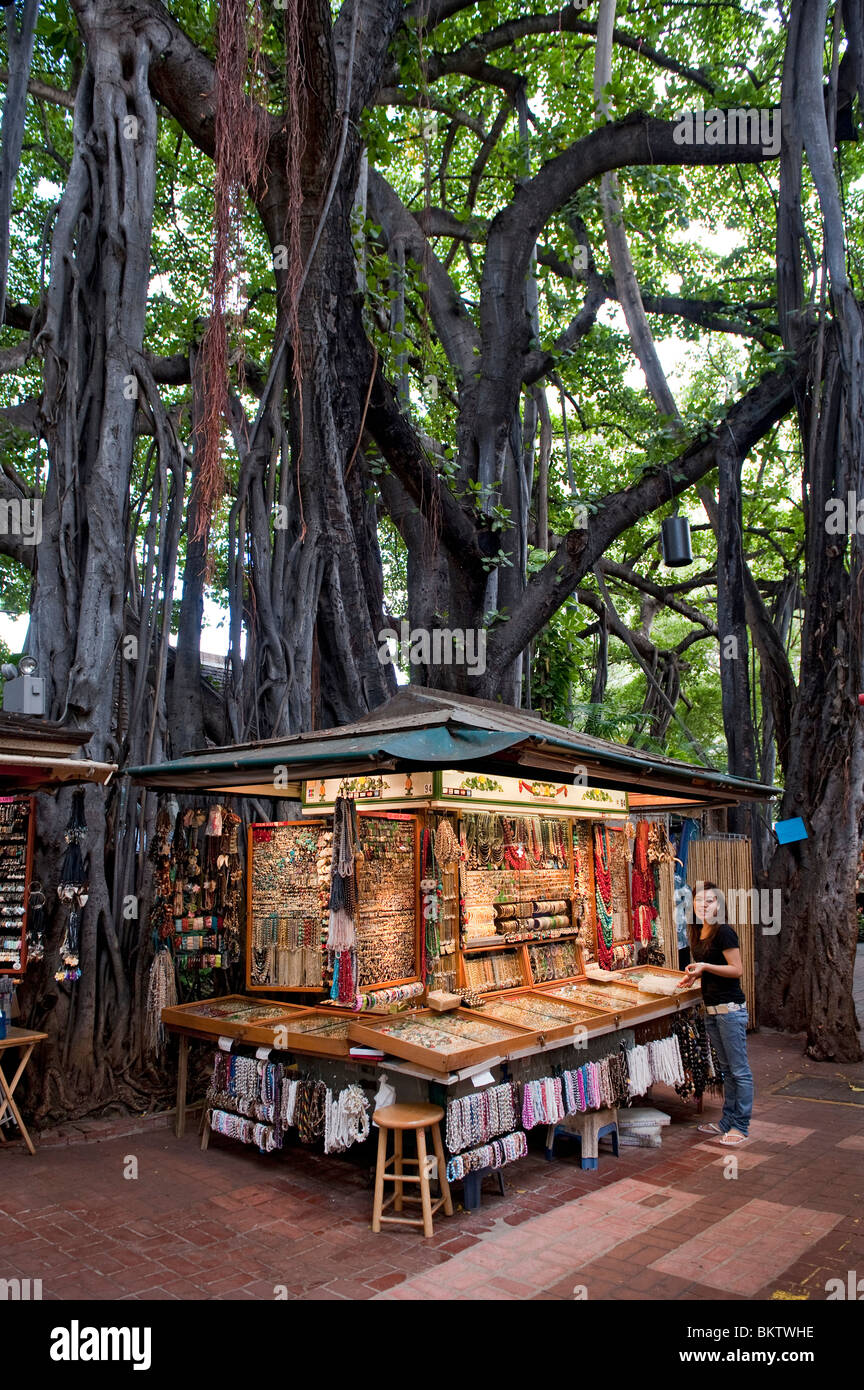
[696,1123,723,1135]
[717,1131,749,1146]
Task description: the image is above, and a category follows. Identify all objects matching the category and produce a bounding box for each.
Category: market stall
[128,687,776,1191]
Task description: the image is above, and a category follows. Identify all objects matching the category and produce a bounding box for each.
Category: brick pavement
[0,1023,862,1301]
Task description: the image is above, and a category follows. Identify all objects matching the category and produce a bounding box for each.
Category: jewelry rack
[0,795,34,975]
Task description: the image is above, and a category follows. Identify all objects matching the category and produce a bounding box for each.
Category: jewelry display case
[467,990,614,1043]
[160,995,308,1044]
[262,1009,355,1058]
[538,976,700,1025]
[539,980,644,1011]
[348,1008,538,1072]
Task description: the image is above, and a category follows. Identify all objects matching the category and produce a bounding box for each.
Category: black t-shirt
[694,923,746,1006]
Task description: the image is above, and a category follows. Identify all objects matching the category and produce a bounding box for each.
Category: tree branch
[0,66,75,110]
[483,351,806,680]
[418,8,715,95]
[367,167,480,378]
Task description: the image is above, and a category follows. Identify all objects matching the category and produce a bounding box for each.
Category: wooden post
[176,1034,189,1138]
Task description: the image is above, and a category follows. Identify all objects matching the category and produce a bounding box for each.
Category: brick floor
[1,1015,862,1300]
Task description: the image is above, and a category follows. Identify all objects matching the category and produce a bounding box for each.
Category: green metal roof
[125,687,779,805]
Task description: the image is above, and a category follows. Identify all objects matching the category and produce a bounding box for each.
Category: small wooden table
[0,1026,47,1155]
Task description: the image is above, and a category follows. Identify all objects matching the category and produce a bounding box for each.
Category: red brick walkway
[1,1026,862,1301]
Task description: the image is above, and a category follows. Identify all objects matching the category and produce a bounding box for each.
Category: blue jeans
[705,1007,754,1136]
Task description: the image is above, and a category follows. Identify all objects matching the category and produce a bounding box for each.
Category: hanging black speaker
[660,514,693,567]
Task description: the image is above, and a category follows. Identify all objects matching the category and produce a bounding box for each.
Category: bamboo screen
[688,835,756,1023]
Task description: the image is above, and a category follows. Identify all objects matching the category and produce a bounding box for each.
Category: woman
[684,881,753,1146]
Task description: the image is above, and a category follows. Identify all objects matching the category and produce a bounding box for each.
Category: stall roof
[125,687,779,809]
[0,714,116,789]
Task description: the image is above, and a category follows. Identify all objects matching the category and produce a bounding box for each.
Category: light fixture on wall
[2,657,45,716]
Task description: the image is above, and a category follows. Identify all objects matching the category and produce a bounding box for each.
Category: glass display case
[348,1008,537,1072]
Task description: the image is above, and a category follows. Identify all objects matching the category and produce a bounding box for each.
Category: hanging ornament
[25,879,46,962]
[55,790,88,983]
[145,949,178,1053]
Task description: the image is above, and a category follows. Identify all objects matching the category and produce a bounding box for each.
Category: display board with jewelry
[592,823,634,970]
[460,811,570,873]
[462,947,527,994]
[457,807,593,994]
[0,796,33,974]
[248,821,327,989]
[354,814,419,987]
[146,801,243,996]
[424,817,460,994]
[572,820,597,960]
[526,938,582,984]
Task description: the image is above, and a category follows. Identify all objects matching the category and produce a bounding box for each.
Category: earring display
[0,796,32,974]
[266,1011,353,1057]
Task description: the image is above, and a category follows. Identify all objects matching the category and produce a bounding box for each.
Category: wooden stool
[372,1103,454,1238]
[545,1106,619,1170]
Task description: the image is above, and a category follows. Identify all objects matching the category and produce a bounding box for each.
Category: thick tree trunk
[20,4,165,1119]
[0,0,40,325]
[715,444,757,833]
[759,2,864,1060]
[759,336,864,1061]
[168,344,208,756]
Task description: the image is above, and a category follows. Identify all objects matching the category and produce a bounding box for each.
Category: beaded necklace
[593,826,615,969]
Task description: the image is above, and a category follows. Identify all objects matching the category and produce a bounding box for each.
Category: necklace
[593,826,615,968]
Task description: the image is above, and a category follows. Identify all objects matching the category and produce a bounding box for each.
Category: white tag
[472,1070,495,1087]
[255,1046,271,1060]
[217,1035,233,1051]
